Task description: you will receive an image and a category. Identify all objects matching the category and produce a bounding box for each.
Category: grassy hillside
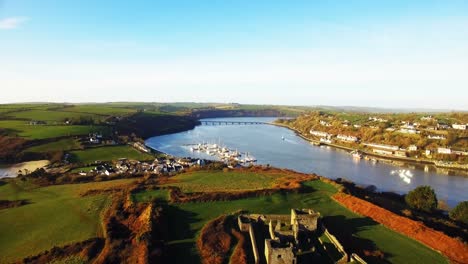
[69,145,154,164]
[0,179,135,262]
[24,138,82,153]
[134,179,447,264]
[0,120,107,140]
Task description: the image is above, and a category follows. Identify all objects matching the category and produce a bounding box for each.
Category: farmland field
[0,179,135,262]
[70,145,154,164]
[6,110,102,122]
[63,105,137,115]
[134,180,448,264]
[0,120,107,139]
[24,138,82,153]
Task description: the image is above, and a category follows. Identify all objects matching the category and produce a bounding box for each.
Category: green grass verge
[134,180,447,264]
[24,138,82,153]
[165,170,284,193]
[70,145,153,164]
[0,179,135,262]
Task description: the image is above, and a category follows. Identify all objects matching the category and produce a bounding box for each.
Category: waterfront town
[278,112,468,169]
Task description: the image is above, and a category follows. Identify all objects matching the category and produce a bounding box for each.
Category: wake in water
[390,169,414,184]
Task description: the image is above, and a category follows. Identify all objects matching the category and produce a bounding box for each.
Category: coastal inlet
[145,117,468,207]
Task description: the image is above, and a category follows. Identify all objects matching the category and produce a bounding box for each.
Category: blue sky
[1,0,467,109]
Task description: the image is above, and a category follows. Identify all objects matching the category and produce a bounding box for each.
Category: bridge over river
[200,120,269,125]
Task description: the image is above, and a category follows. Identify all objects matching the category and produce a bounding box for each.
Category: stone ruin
[238,209,366,264]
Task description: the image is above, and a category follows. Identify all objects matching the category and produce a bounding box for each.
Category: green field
[5,110,101,122]
[70,145,154,164]
[0,179,135,262]
[63,105,137,115]
[134,180,447,264]
[0,120,106,140]
[131,189,169,203]
[24,138,82,153]
[165,170,284,193]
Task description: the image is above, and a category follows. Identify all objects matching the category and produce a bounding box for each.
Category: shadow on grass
[322,215,392,264]
[163,204,202,264]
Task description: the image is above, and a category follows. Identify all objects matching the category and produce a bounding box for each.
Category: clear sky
[1,0,467,109]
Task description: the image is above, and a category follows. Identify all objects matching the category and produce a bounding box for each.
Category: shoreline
[0,160,50,178]
[271,122,468,173]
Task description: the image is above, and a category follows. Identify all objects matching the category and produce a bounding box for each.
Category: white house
[428,135,446,140]
[319,120,332,127]
[437,148,452,154]
[336,134,359,142]
[452,124,467,130]
[310,130,332,138]
[408,145,418,151]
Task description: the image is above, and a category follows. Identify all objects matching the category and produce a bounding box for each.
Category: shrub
[405,186,438,212]
[449,201,468,224]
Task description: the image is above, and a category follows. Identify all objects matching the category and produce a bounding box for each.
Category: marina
[185,142,257,164]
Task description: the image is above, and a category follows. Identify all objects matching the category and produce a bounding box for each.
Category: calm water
[146,117,468,207]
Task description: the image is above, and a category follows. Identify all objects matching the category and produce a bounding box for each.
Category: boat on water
[350,150,363,159]
[282,136,285,140]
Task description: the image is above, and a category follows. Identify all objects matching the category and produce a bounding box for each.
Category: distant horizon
[1,1,468,110]
[1,101,466,113]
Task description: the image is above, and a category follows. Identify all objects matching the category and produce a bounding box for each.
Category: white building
[310,130,332,138]
[336,134,359,142]
[319,120,332,127]
[452,124,467,130]
[438,148,452,154]
[363,143,399,151]
[398,128,419,134]
[408,145,418,151]
[369,117,388,123]
[428,135,446,140]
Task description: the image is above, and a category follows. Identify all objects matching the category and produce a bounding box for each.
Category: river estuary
[146,117,468,207]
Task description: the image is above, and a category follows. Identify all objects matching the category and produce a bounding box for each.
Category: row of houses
[77,157,207,176]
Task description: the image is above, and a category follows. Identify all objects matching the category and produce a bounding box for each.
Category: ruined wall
[264,239,296,264]
[248,224,260,264]
[321,227,348,264]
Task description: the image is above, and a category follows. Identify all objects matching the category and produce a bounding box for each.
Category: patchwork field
[0,120,106,140]
[70,145,154,164]
[24,138,82,153]
[134,180,447,264]
[0,178,135,262]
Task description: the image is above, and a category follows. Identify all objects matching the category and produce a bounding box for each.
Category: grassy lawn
[70,145,154,164]
[0,179,135,262]
[165,170,284,193]
[0,120,107,139]
[134,180,447,264]
[24,138,82,153]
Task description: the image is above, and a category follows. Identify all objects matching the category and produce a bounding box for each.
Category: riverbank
[0,160,50,178]
[272,122,468,173]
